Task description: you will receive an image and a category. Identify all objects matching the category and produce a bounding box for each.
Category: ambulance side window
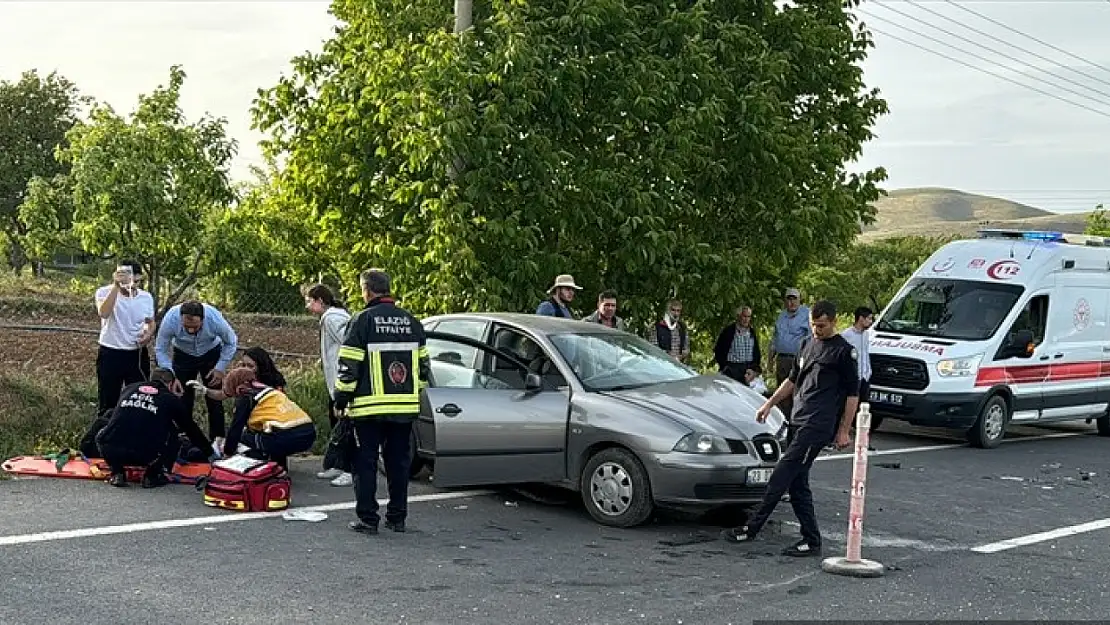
[1009,295,1048,345]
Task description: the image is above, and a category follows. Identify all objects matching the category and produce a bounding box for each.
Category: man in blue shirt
[155,300,239,439]
[771,288,811,420]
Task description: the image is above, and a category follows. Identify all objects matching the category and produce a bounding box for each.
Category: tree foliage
[253,0,887,330]
[798,235,951,313]
[19,66,237,313]
[1084,203,1109,236]
[0,70,86,272]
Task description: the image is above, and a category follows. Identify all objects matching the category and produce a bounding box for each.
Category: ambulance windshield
[876,278,1024,341]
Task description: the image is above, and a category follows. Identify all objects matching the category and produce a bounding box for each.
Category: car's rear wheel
[968,394,1008,449]
[580,447,654,528]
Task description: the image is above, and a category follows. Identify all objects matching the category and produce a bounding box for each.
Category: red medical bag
[198,455,291,512]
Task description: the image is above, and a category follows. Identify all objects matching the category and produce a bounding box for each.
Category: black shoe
[349,520,379,535]
[384,520,406,533]
[108,473,128,488]
[782,539,822,557]
[720,526,756,543]
[141,472,170,489]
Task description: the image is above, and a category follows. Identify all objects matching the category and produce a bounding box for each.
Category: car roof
[423,312,624,336]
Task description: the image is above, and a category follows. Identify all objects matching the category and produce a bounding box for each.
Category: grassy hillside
[860,187,1093,242]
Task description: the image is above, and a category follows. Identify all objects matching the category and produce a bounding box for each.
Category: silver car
[410,313,787,528]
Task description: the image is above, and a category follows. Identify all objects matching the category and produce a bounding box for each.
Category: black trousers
[240,423,317,470]
[96,346,147,415]
[352,419,412,526]
[98,434,180,477]
[173,346,226,439]
[745,426,831,547]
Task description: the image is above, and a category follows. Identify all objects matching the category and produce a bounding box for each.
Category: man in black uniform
[95,368,214,488]
[721,300,859,556]
[334,269,430,535]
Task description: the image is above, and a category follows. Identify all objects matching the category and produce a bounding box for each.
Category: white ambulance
[866,229,1110,448]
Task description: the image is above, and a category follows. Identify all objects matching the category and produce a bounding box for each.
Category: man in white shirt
[95,261,156,415]
[840,306,874,426]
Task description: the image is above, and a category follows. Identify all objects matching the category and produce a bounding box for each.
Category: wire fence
[0,290,322,379]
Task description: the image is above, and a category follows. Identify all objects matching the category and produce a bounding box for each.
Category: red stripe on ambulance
[974,361,1110,387]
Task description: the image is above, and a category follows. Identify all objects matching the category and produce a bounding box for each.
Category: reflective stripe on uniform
[339,345,366,361]
[334,379,357,392]
[348,403,421,418]
[365,342,419,353]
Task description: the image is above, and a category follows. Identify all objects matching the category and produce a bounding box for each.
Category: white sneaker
[316,468,343,480]
[330,472,353,487]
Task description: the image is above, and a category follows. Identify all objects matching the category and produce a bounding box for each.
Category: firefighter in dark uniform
[721,300,859,556]
[334,269,430,535]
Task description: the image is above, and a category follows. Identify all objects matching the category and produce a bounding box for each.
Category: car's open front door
[417,332,569,488]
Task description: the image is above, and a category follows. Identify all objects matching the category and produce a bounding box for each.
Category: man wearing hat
[536,274,581,318]
[94,260,156,415]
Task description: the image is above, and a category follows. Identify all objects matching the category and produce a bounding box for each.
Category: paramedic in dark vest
[335,269,430,535]
[154,300,239,440]
[535,274,581,318]
[721,300,859,557]
[220,366,316,469]
[95,368,214,488]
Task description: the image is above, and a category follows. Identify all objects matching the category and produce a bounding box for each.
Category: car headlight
[672,433,731,454]
[936,354,983,377]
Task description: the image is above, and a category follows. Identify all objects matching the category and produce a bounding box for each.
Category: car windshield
[876,278,1024,341]
[548,331,699,391]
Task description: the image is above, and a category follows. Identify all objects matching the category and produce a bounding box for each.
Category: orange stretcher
[1,455,210,484]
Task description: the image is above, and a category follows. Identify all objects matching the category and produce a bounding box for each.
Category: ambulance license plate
[870,390,903,406]
[747,468,774,485]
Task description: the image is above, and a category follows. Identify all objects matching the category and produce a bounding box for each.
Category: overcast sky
[2,0,1108,214]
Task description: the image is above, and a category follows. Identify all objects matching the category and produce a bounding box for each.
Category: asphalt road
[2,420,1108,625]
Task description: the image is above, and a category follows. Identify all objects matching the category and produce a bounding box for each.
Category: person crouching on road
[721,300,859,557]
[95,368,214,488]
[334,269,430,536]
[220,367,316,470]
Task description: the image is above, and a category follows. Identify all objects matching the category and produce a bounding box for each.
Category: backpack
[196,455,291,512]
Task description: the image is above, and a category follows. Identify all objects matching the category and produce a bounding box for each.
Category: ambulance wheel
[1096,414,1110,437]
[968,394,1008,449]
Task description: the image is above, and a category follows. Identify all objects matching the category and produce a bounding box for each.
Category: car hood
[599,375,785,440]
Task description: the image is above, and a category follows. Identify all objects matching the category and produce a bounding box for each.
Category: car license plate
[747,468,773,485]
[869,390,903,406]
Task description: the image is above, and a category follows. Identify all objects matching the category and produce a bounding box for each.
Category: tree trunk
[8,238,27,274]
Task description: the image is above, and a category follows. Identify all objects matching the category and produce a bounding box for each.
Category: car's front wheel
[580,447,654,528]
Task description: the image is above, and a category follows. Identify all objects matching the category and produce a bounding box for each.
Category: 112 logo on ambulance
[986,260,1021,280]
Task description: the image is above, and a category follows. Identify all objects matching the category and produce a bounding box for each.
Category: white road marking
[815,430,1085,462]
[971,518,1110,554]
[0,489,494,547]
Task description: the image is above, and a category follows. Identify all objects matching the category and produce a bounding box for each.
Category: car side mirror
[1003,329,1036,359]
[524,372,543,392]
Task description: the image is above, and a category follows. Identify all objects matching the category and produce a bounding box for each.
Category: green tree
[0,70,86,273]
[1085,203,1109,236]
[253,0,887,329]
[19,66,236,313]
[798,235,951,313]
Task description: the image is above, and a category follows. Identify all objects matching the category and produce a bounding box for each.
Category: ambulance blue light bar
[977,229,1066,242]
[1022,231,1065,242]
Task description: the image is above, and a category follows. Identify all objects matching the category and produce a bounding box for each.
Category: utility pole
[448,0,473,180]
